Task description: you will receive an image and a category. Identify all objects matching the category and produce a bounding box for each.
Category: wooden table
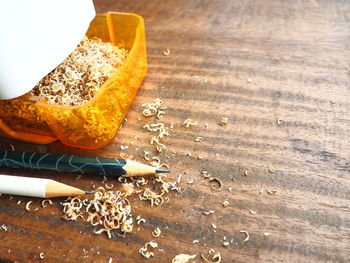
[0,0,349,262]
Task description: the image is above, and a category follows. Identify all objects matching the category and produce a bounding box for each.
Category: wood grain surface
[0,0,349,262]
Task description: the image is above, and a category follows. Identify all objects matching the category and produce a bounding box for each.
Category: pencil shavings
[172,254,196,263]
[62,185,134,238]
[183,119,198,128]
[209,178,223,191]
[201,249,222,263]
[25,201,33,211]
[142,98,167,118]
[152,227,161,238]
[139,241,158,259]
[240,230,249,243]
[41,199,52,208]
[30,36,127,106]
[139,188,164,207]
[219,117,228,126]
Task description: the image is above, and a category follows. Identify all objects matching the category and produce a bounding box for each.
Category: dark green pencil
[0,150,169,177]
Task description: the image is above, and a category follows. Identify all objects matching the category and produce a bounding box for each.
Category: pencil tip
[155,169,170,174]
[85,191,93,194]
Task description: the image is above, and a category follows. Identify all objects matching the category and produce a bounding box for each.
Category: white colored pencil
[0,174,87,198]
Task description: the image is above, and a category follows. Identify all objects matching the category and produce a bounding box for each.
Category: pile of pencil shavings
[62,184,134,239]
[30,36,127,106]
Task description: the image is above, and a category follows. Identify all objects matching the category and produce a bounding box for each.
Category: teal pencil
[0,150,169,177]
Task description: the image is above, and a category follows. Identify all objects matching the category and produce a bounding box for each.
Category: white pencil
[0,174,88,198]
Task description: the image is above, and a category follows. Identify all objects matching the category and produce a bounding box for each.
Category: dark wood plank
[0,0,349,262]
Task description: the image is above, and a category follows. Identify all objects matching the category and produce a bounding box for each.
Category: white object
[0,0,96,99]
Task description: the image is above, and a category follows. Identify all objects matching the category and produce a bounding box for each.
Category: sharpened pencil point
[155,169,170,174]
[85,191,93,194]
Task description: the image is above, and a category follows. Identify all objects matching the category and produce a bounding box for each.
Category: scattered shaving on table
[209,178,222,191]
[42,199,52,208]
[30,36,127,106]
[264,232,270,236]
[222,241,229,247]
[142,98,167,118]
[152,227,161,238]
[25,201,32,211]
[276,118,283,126]
[183,119,198,128]
[195,136,204,142]
[222,200,229,207]
[139,240,158,259]
[201,249,222,263]
[247,78,252,83]
[240,230,249,243]
[267,189,277,195]
[219,117,228,126]
[203,210,215,215]
[249,210,257,214]
[142,99,171,152]
[172,254,196,263]
[163,49,171,56]
[39,253,45,259]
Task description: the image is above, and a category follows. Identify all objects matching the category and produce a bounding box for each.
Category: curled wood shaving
[25,201,33,211]
[209,178,222,191]
[137,218,146,225]
[203,210,215,215]
[267,189,277,195]
[183,119,198,128]
[201,171,210,178]
[192,240,199,243]
[249,210,257,214]
[104,183,114,189]
[139,188,164,207]
[41,199,52,208]
[163,49,171,56]
[219,117,228,126]
[139,241,158,259]
[39,253,44,259]
[240,230,249,243]
[142,98,166,118]
[222,241,229,247]
[152,227,161,238]
[144,151,150,161]
[201,249,222,263]
[172,254,196,263]
[222,200,229,207]
[195,137,204,142]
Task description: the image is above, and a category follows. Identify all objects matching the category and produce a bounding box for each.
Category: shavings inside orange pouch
[0,12,147,149]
